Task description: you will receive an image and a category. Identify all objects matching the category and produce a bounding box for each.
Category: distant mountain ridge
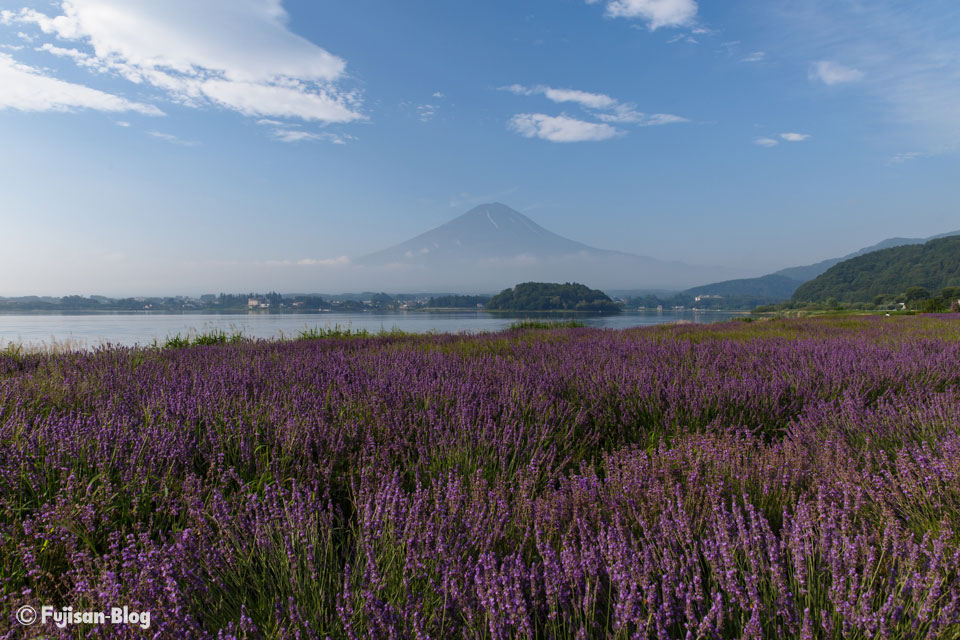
[684,274,802,300]
[685,229,960,302]
[772,230,960,282]
[355,203,742,290]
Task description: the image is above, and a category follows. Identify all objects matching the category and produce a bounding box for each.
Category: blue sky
[0,0,958,295]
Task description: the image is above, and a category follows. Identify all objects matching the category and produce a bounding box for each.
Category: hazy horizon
[2,0,958,296]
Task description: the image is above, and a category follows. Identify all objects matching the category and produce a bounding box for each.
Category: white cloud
[810,60,864,85]
[3,1,362,124]
[114,120,129,127]
[541,87,616,109]
[503,84,615,109]
[593,104,645,123]
[889,151,924,164]
[36,43,87,61]
[587,0,698,30]
[753,137,779,147]
[741,51,766,63]
[780,132,810,142]
[0,52,161,114]
[147,130,198,146]
[432,91,445,99]
[416,104,437,122]
[642,112,689,126]
[503,84,687,130]
[501,84,533,96]
[509,113,621,142]
[595,107,688,126]
[666,33,698,45]
[201,80,359,122]
[270,129,352,144]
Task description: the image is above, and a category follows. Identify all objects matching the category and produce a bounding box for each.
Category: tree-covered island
[485,282,621,312]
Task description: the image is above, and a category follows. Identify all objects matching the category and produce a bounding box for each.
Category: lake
[0,310,745,348]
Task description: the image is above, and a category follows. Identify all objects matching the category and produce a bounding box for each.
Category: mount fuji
[353,203,741,291]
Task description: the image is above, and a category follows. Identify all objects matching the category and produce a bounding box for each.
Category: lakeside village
[0,292,723,314]
[5,280,958,315]
[0,292,493,313]
[0,291,623,314]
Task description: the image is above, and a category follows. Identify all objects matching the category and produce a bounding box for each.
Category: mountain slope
[684,274,803,300]
[686,229,960,301]
[354,203,741,290]
[356,203,594,264]
[773,231,960,282]
[792,236,960,303]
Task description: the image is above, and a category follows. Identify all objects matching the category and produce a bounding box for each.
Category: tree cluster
[425,295,491,308]
[485,282,620,312]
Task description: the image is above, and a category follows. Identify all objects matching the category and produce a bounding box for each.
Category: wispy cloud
[598,110,688,126]
[270,129,353,144]
[147,131,198,146]
[509,113,621,143]
[416,104,438,122]
[741,51,766,63]
[398,99,441,123]
[1,1,363,124]
[809,60,863,86]
[502,84,615,109]
[501,84,687,137]
[448,187,520,209]
[888,151,925,164]
[0,52,162,114]
[666,33,698,45]
[585,0,698,30]
[754,132,811,146]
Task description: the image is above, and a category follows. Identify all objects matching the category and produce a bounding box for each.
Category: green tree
[941,286,960,300]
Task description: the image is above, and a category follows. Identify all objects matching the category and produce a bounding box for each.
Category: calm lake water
[0,310,744,348]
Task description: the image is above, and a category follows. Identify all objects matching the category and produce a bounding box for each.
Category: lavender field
[2,316,959,639]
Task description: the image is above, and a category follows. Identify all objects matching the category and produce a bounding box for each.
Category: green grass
[509,319,587,330]
[295,325,412,340]
[162,329,246,349]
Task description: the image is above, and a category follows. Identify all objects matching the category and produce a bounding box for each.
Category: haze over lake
[0,310,741,348]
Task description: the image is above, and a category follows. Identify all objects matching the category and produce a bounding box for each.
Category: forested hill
[792,236,960,303]
[486,282,620,312]
[684,274,802,301]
